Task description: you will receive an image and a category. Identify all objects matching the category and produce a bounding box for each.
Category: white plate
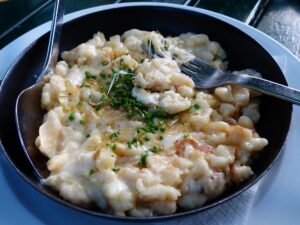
[1,3,300,225]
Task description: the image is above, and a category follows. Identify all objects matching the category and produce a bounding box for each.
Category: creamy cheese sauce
[36,29,268,217]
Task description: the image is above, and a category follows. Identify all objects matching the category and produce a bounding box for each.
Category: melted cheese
[37,29,268,217]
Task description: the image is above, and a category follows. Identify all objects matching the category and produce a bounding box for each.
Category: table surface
[0,1,300,225]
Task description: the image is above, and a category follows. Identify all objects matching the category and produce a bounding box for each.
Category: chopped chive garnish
[144,136,150,142]
[68,112,75,121]
[119,58,129,70]
[100,94,108,101]
[79,119,85,125]
[99,73,106,79]
[89,168,95,176]
[111,143,117,151]
[77,101,83,108]
[112,68,119,74]
[91,94,108,111]
[183,133,190,138]
[85,71,97,79]
[107,73,174,138]
[158,121,166,132]
[112,168,120,172]
[80,82,91,88]
[101,60,109,66]
[138,152,149,167]
[193,103,200,110]
[127,137,138,149]
[163,43,169,51]
[109,131,120,139]
[95,105,102,111]
[149,146,162,153]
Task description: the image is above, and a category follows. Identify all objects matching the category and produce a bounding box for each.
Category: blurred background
[0,0,299,57]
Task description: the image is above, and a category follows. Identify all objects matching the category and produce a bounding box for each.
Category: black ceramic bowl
[0,3,292,222]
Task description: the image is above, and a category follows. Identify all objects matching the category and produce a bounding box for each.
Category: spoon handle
[237,74,300,105]
[37,0,65,82]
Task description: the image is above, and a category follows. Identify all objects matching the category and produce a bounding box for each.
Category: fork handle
[235,74,300,105]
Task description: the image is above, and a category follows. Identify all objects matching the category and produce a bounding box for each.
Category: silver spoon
[15,0,65,179]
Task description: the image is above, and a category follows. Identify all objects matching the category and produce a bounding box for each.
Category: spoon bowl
[15,0,64,179]
[15,81,49,178]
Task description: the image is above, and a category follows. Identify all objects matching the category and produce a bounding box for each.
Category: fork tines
[183,57,220,75]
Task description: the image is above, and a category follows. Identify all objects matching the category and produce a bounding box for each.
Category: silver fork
[142,43,300,105]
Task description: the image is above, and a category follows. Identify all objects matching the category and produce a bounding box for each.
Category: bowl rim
[0,2,293,222]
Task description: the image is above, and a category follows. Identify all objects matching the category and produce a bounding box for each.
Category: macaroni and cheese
[36,29,268,217]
